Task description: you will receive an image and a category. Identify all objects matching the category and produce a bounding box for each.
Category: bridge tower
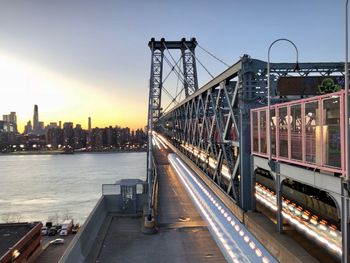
[148,38,198,123]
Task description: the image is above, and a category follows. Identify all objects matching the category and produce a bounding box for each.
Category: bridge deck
[92,147,225,263]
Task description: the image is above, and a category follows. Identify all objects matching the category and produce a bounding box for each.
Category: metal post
[267,38,298,232]
[147,45,155,219]
[344,2,350,261]
[346,0,349,178]
[267,38,299,167]
[276,170,283,233]
[342,191,350,263]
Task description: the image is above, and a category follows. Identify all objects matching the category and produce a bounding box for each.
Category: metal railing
[148,154,158,220]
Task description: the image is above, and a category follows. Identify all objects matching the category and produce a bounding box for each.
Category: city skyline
[2,104,142,134]
[0,103,147,152]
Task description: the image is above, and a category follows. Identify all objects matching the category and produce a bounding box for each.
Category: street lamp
[267,38,299,233]
[267,38,299,166]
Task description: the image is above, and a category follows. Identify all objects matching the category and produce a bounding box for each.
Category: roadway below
[154,132,343,263]
[92,140,225,262]
[36,235,74,263]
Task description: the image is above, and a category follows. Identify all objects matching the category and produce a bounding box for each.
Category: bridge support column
[239,107,253,211]
[341,183,350,263]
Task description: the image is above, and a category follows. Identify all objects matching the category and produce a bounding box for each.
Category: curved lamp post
[267,38,299,166]
[267,38,299,233]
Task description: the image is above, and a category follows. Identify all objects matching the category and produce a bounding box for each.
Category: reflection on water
[0,152,146,224]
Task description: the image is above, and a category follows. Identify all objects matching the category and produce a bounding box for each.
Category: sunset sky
[0,0,346,131]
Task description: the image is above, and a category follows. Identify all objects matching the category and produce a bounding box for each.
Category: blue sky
[0,0,346,129]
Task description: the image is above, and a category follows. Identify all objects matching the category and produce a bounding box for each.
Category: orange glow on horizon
[0,52,147,132]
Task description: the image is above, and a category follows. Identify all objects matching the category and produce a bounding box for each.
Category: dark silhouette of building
[46,128,63,149]
[33,105,39,134]
[24,121,33,134]
[63,122,74,148]
[74,124,87,149]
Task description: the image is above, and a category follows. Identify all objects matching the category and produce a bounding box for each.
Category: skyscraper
[33,105,39,134]
[2,115,9,122]
[24,121,33,134]
[2,112,17,133]
[87,117,92,146]
[9,112,17,133]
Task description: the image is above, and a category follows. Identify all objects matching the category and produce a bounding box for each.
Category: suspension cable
[163,43,191,87]
[175,57,182,99]
[162,56,182,86]
[197,44,230,68]
[163,56,185,85]
[183,42,214,79]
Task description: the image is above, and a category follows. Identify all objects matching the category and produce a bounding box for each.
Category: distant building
[24,121,33,134]
[2,112,17,133]
[74,124,86,149]
[33,105,39,134]
[2,114,9,122]
[47,122,58,129]
[63,122,74,148]
[46,127,63,149]
[87,117,92,146]
[0,222,42,263]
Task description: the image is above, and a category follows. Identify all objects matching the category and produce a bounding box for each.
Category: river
[0,152,146,225]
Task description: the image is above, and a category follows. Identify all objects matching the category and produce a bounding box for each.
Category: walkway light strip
[179,143,231,180]
[255,184,342,256]
[152,137,161,150]
[168,154,277,263]
[153,132,168,149]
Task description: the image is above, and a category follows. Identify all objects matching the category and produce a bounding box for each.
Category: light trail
[152,132,168,150]
[152,137,161,150]
[255,183,342,257]
[168,154,277,263]
[178,140,342,257]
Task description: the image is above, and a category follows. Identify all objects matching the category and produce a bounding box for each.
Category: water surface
[0,152,146,224]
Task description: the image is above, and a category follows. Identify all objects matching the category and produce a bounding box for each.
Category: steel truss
[155,54,347,211]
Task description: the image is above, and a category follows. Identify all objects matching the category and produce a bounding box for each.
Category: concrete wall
[59,197,107,263]
[244,212,318,263]
[59,190,147,263]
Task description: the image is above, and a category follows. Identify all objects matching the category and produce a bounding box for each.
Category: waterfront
[0,152,146,224]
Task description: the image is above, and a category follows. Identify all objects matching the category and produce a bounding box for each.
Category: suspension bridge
[60,38,350,263]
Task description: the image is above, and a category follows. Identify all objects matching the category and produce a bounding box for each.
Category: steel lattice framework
[153,53,347,211]
[148,38,199,123]
[182,46,198,97]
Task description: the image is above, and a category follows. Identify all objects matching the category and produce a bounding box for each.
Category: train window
[252,111,259,152]
[322,97,341,168]
[260,110,267,154]
[291,104,302,160]
[278,107,288,158]
[305,101,320,164]
[270,108,276,156]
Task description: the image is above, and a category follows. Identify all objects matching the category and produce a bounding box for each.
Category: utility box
[102,179,147,214]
